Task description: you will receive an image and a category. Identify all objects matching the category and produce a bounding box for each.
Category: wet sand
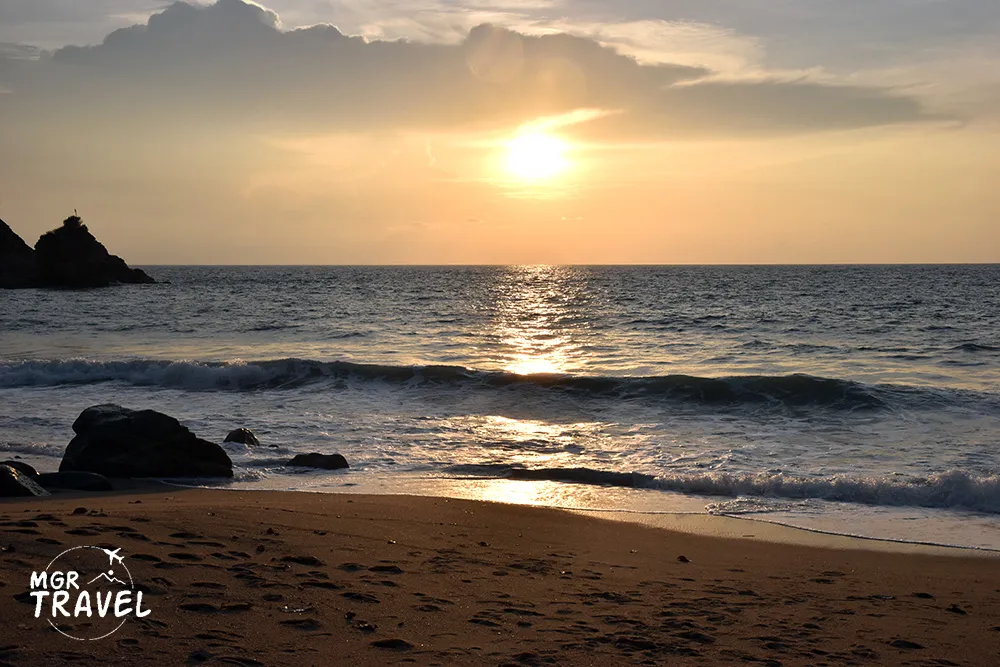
[1,488,998,666]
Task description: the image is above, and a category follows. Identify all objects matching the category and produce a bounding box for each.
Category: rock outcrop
[0,218,39,288]
[36,471,114,492]
[60,404,233,478]
[0,464,50,497]
[1,460,38,477]
[225,428,260,447]
[35,215,155,288]
[287,453,350,470]
[0,214,154,288]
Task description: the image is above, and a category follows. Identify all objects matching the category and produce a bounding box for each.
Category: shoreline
[2,487,999,665]
[172,475,1000,556]
[15,465,1000,555]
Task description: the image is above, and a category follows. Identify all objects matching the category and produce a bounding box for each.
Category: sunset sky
[1,0,997,264]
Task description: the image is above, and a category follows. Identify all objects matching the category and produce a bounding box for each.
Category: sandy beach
[0,488,997,666]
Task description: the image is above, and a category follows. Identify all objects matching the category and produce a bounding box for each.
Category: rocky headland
[0,214,155,288]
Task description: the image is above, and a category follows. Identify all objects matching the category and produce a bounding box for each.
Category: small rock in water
[224,428,260,447]
[287,453,349,470]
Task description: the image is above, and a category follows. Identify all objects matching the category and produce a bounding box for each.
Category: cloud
[0,0,939,139]
[580,79,936,138]
[0,0,165,48]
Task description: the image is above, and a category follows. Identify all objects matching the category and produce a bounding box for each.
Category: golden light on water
[507,355,563,376]
[489,266,581,376]
[504,131,570,181]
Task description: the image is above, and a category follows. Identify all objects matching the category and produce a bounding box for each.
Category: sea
[2,265,999,550]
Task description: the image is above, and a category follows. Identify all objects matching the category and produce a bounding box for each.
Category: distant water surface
[1,266,998,549]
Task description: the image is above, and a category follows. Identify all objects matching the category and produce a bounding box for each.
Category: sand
[1,488,998,666]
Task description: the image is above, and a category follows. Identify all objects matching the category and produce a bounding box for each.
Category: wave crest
[451,465,1000,514]
[0,358,895,409]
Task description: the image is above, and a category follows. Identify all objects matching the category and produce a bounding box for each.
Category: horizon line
[136,262,1000,267]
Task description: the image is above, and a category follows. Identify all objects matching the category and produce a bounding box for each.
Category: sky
[0,0,997,264]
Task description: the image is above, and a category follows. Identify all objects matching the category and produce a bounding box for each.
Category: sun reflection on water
[489,265,587,376]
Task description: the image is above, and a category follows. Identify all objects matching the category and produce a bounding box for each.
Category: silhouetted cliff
[0,218,39,288]
[0,215,155,288]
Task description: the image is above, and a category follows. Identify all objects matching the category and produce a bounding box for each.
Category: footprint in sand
[280,555,324,566]
[153,562,184,570]
[370,639,413,651]
[279,618,322,631]
[338,562,366,572]
[299,580,342,590]
[191,582,227,590]
[170,532,202,539]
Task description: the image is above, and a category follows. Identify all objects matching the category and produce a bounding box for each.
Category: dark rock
[224,428,260,447]
[0,218,39,288]
[0,464,50,497]
[59,404,233,478]
[1,460,38,477]
[37,471,114,492]
[287,453,349,470]
[34,214,155,288]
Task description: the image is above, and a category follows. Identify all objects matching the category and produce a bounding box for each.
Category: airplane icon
[101,548,125,568]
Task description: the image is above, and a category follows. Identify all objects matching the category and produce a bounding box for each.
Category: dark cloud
[0,0,939,137]
[580,80,935,137]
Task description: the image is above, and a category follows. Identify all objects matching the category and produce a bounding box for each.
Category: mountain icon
[87,572,128,587]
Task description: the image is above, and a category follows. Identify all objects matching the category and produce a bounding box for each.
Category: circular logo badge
[30,545,148,641]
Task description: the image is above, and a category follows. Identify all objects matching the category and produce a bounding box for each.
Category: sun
[505,132,569,181]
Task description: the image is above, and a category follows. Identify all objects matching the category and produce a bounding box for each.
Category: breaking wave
[448,464,1000,514]
[0,357,922,410]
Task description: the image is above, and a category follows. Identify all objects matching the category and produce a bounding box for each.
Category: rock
[1,460,38,477]
[60,404,233,478]
[224,428,260,447]
[34,214,155,288]
[37,471,114,492]
[287,453,349,470]
[0,464,50,497]
[0,218,39,288]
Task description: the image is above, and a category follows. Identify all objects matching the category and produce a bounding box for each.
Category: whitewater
[2,265,998,549]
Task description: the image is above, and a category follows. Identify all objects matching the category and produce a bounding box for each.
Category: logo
[29,546,151,641]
